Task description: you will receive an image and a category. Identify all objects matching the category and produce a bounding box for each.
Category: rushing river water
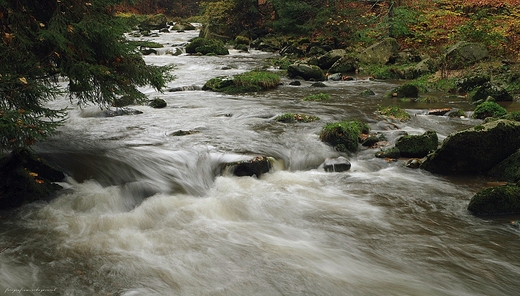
[1,27,520,296]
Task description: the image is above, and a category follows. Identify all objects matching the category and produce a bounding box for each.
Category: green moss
[395,131,438,158]
[319,120,370,153]
[472,101,507,119]
[504,111,520,122]
[186,37,229,55]
[275,113,320,123]
[203,71,280,93]
[377,105,411,121]
[468,185,520,215]
[303,93,331,101]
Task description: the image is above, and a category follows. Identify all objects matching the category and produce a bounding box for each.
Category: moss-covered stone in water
[468,185,520,215]
[388,83,420,98]
[319,120,370,153]
[186,37,229,55]
[395,131,438,158]
[472,101,507,119]
[202,76,235,92]
[275,113,320,123]
[377,105,411,121]
[488,149,520,182]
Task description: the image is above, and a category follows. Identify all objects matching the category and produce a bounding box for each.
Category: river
[1,27,519,296]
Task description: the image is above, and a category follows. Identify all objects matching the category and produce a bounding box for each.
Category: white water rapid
[0,26,519,296]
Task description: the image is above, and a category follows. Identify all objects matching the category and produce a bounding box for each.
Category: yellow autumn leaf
[19,77,28,84]
[29,172,39,177]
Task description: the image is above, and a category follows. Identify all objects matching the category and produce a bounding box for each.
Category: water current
[1,27,520,296]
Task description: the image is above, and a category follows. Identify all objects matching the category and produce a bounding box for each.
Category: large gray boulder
[140,14,168,30]
[287,63,326,81]
[421,120,520,174]
[444,42,489,70]
[328,56,358,74]
[318,49,347,70]
[357,38,399,65]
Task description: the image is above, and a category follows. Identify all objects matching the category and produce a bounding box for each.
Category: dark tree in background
[0,0,173,152]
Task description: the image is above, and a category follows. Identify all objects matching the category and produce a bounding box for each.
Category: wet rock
[389,83,420,98]
[318,49,347,70]
[395,130,438,158]
[375,147,401,159]
[360,89,376,96]
[455,75,490,92]
[468,185,520,216]
[221,156,272,177]
[171,130,200,136]
[488,149,520,183]
[101,108,143,117]
[289,81,301,86]
[469,82,513,102]
[421,120,520,174]
[404,158,422,169]
[327,73,343,81]
[357,37,399,65]
[328,56,357,74]
[149,98,167,109]
[444,41,489,70]
[311,82,327,87]
[0,149,65,210]
[287,63,326,81]
[428,108,452,116]
[323,156,351,173]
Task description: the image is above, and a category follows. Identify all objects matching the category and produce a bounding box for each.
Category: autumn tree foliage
[0,0,173,151]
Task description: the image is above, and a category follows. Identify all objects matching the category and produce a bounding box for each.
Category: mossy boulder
[488,149,520,182]
[0,149,65,210]
[112,95,135,107]
[469,82,513,102]
[149,98,167,108]
[202,76,235,92]
[420,120,520,174]
[357,37,399,65]
[186,38,229,55]
[319,120,370,153]
[287,63,326,81]
[317,49,347,70]
[468,185,520,216]
[388,83,420,98]
[139,14,168,30]
[328,56,358,74]
[395,131,438,158]
[375,147,401,159]
[444,41,489,70]
[455,75,490,92]
[471,101,507,120]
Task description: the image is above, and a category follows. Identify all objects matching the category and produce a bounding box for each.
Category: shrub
[319,120,370,153]
[472,101,507,119]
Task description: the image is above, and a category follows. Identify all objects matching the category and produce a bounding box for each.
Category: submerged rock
[468,185,520,216]
[421,120,520,174]
[322,157,351,173]
[0,149,65,210]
